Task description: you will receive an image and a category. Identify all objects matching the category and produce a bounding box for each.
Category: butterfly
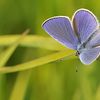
[42,8,100,65]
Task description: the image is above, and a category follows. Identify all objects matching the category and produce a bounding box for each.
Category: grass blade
[0,49,75,74]
[9,70,32,100]
[0,35,65,51]
[0,29,30,100]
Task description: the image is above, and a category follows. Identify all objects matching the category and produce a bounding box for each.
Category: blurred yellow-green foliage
[0,0,100,100]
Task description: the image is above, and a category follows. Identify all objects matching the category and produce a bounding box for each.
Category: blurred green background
[0,0,100,100]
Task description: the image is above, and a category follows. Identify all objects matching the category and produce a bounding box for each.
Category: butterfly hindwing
[79,47,100,65]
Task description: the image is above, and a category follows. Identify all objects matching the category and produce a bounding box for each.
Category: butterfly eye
[75,51,80,56]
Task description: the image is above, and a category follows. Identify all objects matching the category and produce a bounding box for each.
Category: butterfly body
[42,8,100,65]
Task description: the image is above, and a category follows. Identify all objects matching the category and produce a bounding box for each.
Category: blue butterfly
[42,9,100,65]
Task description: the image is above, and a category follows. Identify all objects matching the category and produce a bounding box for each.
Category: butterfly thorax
[76,43,87,56]
[76,29,98,56]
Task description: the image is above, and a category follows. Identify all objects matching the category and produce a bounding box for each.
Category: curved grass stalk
[0,35,65,51]
[0,49,76,74]
[0,29,29,100]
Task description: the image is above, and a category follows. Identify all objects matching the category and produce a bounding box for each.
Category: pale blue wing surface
[42,16,78,49]
[79,47,100,65]
[73,9,99,44]
[86,29,100,47]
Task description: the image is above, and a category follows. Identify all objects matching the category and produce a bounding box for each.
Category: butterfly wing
[42,16,78,50]
[79,47,100,65]
[72,9,99,43]
[86,29,100,48]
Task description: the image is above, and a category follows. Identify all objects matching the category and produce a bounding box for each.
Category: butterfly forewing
[72,9,99,44]
[42,16,78,49]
